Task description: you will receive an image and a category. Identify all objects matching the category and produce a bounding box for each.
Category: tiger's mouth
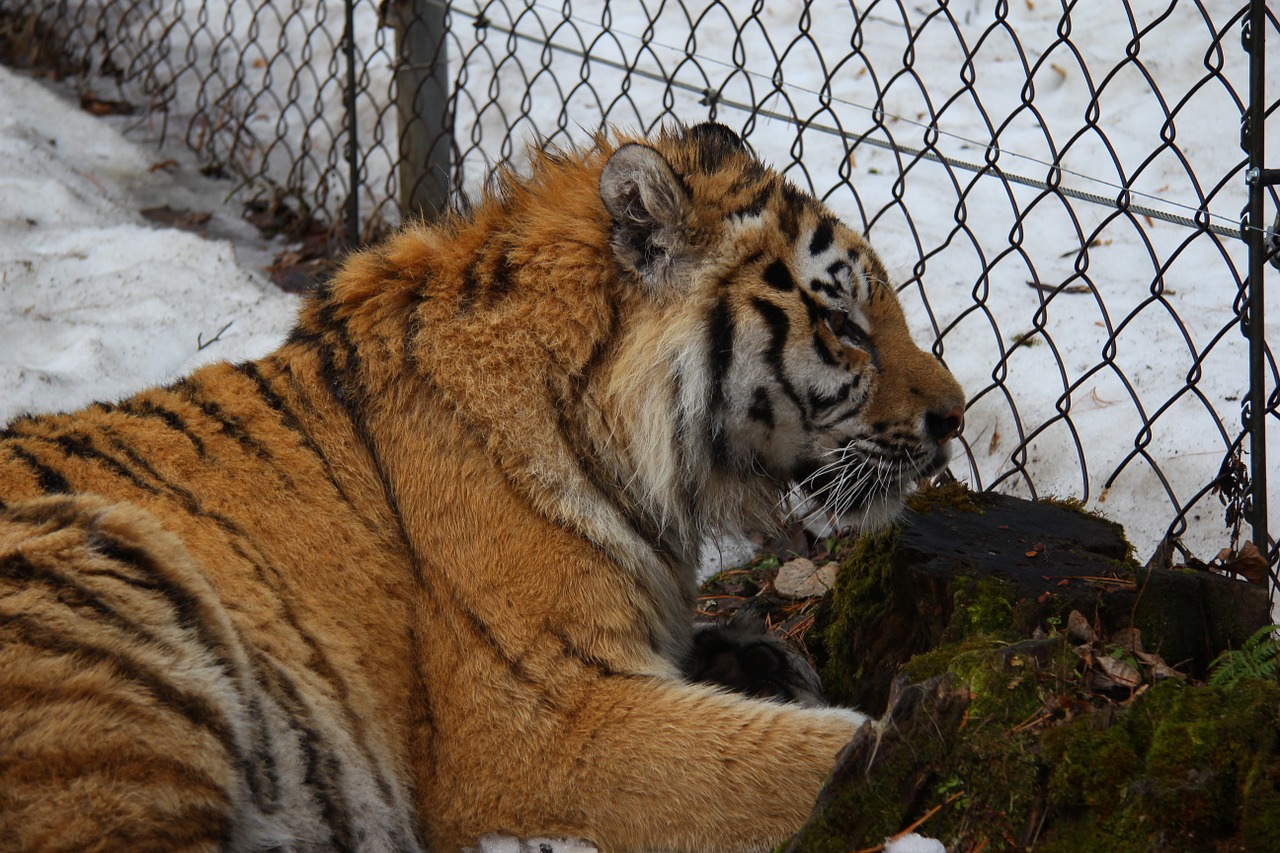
[791,441,952,527]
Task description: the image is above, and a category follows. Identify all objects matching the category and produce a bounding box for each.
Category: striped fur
[1,123,963,852]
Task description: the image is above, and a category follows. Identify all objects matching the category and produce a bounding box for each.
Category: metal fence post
[393,0,451,221]
[343,0,361,248]
[1243,0,1275,564]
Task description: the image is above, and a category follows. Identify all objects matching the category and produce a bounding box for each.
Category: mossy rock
[784,483,1280,851]
[810,483,1270,713]
[783,642,1280,851]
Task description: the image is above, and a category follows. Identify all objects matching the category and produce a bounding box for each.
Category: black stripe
[7,445,71,494]
[812,330,840,366]
[706,298,735,465]
[428,575,558,714]
[809,382,851,415]
[573,293,622,393]
[0,611,243,766]
[826,395,869,426]
[550,382,663,555]
[762,259,794,292]
[0,495,87,530]
[794,287,825,324]
[115,804,234,850]
[546,624,659,683]
[809,217,835,256]
[52,432,160,494]
[748,387,775,429]
[486,251,517,304]
[234,361,349,504]
[2,552,141,634]
[249,650,360,852]
[733,179,774,219]
[312,311,422,585]
[707,298,734,415]
[119,400,207,458]
[171,382,279,468]
[8,430,162,502]
[457,257,482,314]
[311,293,365,420]
[688,122,748,171]
[750,297,811,428]
[82,528,237,673]
[777,184,808,242]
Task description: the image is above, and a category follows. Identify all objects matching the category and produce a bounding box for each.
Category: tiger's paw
[684,610,830,708]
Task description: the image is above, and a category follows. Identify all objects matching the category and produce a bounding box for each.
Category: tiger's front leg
[555,676,868,852]
[425,668,867,853]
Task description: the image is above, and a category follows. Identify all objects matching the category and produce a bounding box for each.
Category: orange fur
[0,123,963,852]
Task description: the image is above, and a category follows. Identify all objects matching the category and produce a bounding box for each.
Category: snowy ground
[0,65,296,416]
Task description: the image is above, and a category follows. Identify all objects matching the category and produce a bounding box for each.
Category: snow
[0,2,1276,852]
[884,834,947,853]
[0,65,298,419]
[467,835,600,853]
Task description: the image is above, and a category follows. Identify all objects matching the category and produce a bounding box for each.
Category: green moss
[950,575,1018,641]
[902,635,1001,682]
[906,636,1058,725]
[905,479,991,516]
[1037,679,1280,851]
[812,525,900,704]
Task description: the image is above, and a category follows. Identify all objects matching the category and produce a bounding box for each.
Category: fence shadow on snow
[1,0,1277,587]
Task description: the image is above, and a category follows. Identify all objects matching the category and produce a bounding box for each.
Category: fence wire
[0,0,1276,579]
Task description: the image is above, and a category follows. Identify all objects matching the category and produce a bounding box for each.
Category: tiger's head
[596,123,965,538]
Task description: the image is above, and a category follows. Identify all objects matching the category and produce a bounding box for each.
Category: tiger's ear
[599,143,695,295]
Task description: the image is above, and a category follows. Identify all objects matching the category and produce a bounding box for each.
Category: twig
[1040,574,1135,588]
[852,791,966,853]
[1025,279,1091,294]
[197,320,234,351]
[1012,710,1053,732]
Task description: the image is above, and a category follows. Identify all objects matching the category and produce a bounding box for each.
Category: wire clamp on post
[1245,166,1280,186]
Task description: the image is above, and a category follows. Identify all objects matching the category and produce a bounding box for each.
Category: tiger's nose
[925,406,965,445]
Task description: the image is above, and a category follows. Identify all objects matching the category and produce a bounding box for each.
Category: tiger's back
[2,122,964,852]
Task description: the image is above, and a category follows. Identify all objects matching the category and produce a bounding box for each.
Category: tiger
[0,121,965,853]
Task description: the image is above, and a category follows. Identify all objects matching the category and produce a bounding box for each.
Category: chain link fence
[1,0,1276,582]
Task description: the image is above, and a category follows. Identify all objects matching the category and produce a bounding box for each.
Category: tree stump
[811,483,1270,715]
[777,483,1280,851]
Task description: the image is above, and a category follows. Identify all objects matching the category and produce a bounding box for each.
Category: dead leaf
[1222,541,1269,585]
[1091,655,1142,691]
[1066,610,1094,644]
[140,205,212,232]
[79,93,135,116]
[773,558,838,599]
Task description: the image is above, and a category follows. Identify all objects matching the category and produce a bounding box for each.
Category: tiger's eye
[825,310,849,337]
[828,310,870,348]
